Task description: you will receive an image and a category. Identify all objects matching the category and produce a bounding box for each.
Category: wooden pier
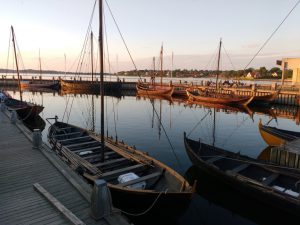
[0,108,130,225]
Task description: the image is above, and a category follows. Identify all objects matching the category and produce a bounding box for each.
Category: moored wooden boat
[252,90,279,104]
[136,82,174,97]
[258,119,300,146]
[48,121,194,217]
[184,132,300,216]
[20,80,59,90]
[186,88,254,106]
[60,79,98,91]
[4,97,44,119]
[172,84,189,97]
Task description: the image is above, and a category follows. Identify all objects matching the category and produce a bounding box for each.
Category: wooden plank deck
[0,108,130,225]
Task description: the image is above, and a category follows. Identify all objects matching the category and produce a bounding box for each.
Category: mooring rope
[120,189,167,216]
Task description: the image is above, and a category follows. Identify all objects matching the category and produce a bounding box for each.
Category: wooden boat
[4,26,44,119]
[184,132,300,216]
[136,82,174,97]
[60,79,122,94]
[185,165,299,225]
[48,121,194,216]
[186,39,253,106]
[172,84,189,97]
[136,47,174,97]
[186,88,254,106]
[258,119,300,146]
[20,80,59,90]
[251,90,279,104]
[4,98,44,119]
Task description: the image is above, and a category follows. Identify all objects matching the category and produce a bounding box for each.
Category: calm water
[6,88,300,225]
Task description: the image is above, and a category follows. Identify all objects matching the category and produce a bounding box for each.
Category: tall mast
[171,51,173,78]
[91,31,94,83]
[160,43,163,85]
[39,49,42,78]
[215,38,222,91]
[99,0,105,162]
[152,56,155,85]
[11,26,22,101]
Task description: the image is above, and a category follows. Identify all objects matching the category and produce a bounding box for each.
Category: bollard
[90,179,113,220]
[10,111,17,124]
[32,129,42,149]
[0,103,5,112]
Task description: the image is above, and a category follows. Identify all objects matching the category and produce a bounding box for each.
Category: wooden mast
[160,43,163,85]
[11,26,22,101]
[91,31,95,132]
[152,56,155,85]
[98,0,105,162]
[39,49,42,78]
[215,38,222,92]
[91,31,94,83]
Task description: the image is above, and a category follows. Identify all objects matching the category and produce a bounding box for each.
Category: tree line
[118,67,293,79]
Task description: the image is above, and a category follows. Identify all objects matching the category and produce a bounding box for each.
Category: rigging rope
[187,109,211,137]
[104,0,181,170]
[104,0,138,72]
[243,0,300,70]
[222,43,236,70]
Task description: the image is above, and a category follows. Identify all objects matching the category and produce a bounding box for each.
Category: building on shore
[277,58,300,85]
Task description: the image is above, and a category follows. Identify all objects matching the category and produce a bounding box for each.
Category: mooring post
[32,129,42,149]
[10,111,17,124]
[0,102,5,112]
[90,179,113,220]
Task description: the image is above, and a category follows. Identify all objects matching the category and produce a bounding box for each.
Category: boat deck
[0,108,129,225]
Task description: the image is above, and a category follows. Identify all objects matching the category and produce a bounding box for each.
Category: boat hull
[258,119,300,146]
[4,98,44,119]
[186,90,253,106]
[109,186,191,223]
[184,134,300,216]
[47,121,193,220]
[136,83,174,97]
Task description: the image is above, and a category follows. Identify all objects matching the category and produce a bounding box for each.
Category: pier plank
[0,109,129,225]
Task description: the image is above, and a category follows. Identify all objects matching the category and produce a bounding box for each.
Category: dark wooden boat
[136,82,174,97]
[186,88,254,106]
[258,119,300,146]
[251,90,279,104]
[20,80,59,90]
[4,97,44,119]
[172,84,189,97]
[48,121,194,217]
[184,132,300,216]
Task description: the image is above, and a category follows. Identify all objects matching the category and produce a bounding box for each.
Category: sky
[0,0,300,72]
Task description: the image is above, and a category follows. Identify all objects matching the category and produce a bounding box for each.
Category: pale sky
[0,0,300,72]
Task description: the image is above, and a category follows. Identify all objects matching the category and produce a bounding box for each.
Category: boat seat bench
[231,164,250,173]
[117,171,162,187]
[57,136,91,143]
[65,140,99,148]
[82,151,117,160]
[93,157,128,167]
[206,156,222,164]
[53,132,82,137]
[99,164,146,180]
[262,173,279,186]
[72,146,101,153]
